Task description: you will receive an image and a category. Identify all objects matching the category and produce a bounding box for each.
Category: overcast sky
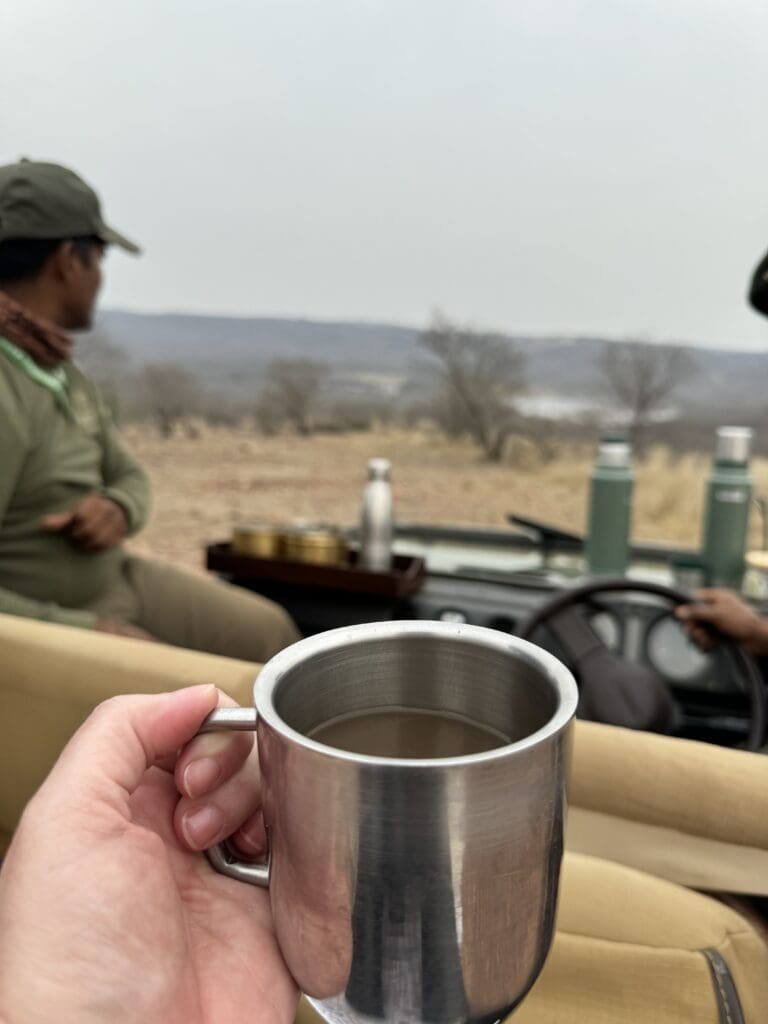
[3,0,768,349]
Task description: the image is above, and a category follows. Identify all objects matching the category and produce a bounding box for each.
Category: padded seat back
[0,613,258,847]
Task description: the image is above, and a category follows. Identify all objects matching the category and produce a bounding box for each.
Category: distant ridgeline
[81,309,768,415]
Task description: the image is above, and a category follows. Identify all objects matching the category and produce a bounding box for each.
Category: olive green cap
[0,158,140,254]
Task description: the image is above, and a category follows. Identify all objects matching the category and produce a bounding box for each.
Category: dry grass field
[122,425,768,573]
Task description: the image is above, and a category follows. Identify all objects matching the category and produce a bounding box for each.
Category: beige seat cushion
[0,613,259,845]
[514,852,768,1023]
[567,721,768,894]
[3,614,768,1019]
[4,610,768,895]
[295,852,768,1024]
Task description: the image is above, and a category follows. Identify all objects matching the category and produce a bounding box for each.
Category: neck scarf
[0,291,73,368]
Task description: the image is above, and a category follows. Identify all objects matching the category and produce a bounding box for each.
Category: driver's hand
[675,588,768,654]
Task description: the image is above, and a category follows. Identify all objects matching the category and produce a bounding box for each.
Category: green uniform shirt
[0,340,150,628]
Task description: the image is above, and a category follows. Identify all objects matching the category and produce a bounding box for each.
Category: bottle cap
[367,458,391,481]
[715,426,752,464]
[596,438,632,468]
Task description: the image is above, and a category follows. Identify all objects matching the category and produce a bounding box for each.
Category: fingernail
[183,757,222,798]
[235,820,266,857]
[182,804,225,850]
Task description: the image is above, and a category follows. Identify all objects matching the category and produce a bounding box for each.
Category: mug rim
[252,620,578,767]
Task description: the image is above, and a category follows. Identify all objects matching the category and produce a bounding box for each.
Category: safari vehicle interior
[7,3,768,1019]
[4,514,768,1023]
[209,514,768,752]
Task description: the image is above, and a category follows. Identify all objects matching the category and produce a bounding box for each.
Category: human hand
[41,492,128,551]
[675,588,768,654]
[95,618,157,642]
[0,685,298,1024]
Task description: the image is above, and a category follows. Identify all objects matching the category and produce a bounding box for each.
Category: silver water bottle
[360,457,393,571]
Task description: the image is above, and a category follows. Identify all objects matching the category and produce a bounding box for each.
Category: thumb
[40,685,221,806]
[674,604,695,621]
[41,511,74,531]
[675,601,720,624]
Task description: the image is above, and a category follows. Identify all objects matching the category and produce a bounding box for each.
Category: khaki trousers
[89,556,300,663]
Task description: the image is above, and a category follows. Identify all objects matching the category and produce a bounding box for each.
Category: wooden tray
[206,543,426,598]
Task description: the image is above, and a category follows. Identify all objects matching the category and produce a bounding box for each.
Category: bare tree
[599,341,697,452]
[256,359,329,436]
[77,329,131,421]
[418,314,526,461]
[137,363,203,438]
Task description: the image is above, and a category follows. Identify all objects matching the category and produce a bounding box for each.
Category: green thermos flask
[702,426,753,589]
[585,435,634,575]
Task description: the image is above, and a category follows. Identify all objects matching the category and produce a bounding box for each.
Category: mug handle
[195,706,270,888]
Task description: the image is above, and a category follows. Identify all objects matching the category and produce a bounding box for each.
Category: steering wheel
[519,578,767,752]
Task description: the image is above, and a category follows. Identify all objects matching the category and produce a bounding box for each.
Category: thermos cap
[367,457,391,481]
[716,426,752,464]
[597,439,632,468]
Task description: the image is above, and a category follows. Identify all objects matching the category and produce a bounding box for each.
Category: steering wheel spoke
[545,606,611,665]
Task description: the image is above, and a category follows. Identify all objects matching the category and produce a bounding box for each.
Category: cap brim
[98,223,142,255]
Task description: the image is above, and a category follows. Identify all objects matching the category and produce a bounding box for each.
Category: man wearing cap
[0,158,299,661]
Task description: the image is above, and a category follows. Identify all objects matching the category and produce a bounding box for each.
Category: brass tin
[231,524,283,559]
[283,527,348,566]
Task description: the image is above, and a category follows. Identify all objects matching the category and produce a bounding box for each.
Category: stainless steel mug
[199,620,577,1024]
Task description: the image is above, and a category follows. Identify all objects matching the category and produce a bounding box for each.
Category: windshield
[4,1,768,579]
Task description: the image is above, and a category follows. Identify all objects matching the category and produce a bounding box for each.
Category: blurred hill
[87,310,768,413]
